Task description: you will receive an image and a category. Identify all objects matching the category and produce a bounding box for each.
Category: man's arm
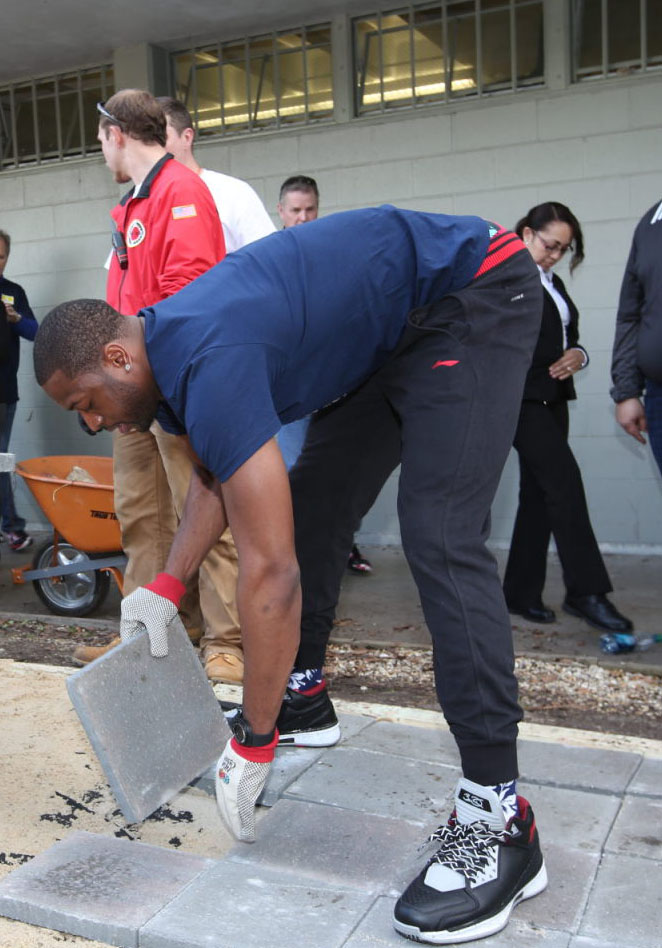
[611,234,645,407]
[166,438,300,734]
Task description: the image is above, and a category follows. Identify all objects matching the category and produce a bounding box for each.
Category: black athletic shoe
[394,778,547,944]
[348,544,373,574]
[276,686,341,747]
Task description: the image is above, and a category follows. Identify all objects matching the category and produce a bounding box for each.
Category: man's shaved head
[34,299,125,385]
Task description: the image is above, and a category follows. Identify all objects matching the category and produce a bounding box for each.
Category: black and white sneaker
[276,686,341,747]
[394,777,547,944]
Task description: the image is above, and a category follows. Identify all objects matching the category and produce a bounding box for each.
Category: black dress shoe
[562,594,633,632]
[507,602,556,624]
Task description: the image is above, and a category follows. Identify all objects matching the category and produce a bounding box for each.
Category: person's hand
[119,572,186,657]
[615,397,648,444]
[215,735,277,842]
[548,348,585,380]
[4,304,21,323]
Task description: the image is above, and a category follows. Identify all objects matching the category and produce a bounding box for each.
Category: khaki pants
[112,424,241,660]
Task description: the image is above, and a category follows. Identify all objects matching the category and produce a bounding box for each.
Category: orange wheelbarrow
[11,456,126,617]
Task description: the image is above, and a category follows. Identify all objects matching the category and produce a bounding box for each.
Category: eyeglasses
[533,230,573,256]
[97,101,123,128]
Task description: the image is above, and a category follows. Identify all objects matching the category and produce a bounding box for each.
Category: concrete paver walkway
[0,677,660,948]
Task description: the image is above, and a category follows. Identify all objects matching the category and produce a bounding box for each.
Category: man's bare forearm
[238,559,301,734]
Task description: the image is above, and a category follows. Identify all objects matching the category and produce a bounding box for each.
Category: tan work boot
[72,636,121,666]
[204,652,244,684]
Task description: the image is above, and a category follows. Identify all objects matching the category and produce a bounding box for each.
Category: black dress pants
[289,248,542,784]
[503,399,611,606]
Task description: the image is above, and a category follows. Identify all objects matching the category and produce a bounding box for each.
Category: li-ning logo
[458,788,491,811]
[432,360,459,369]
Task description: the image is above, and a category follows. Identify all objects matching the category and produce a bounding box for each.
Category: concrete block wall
[2,72,662,549]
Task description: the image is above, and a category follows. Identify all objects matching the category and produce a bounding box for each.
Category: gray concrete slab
[519,783,621,853]
[604,795,662,859]
[343,896,572,947]
[66,618,230,823]
[570,939,645,948]
[515,842,598,934]
[284,745,456,824]
[344,719,461,768]
[518,739,642,793]
[226,798,425,895]
[627,756,662,796]
[579,852,662,947]
[0,831,213,948]
[191,712,375,805]
[139,860,376,948]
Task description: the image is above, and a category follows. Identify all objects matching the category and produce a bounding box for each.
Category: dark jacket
[611,199,662,402]
[0,302,11,366]
[522,271,586,403]
[0,275,38,404]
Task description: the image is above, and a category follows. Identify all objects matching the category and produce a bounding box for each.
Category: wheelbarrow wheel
[31,539,111,617]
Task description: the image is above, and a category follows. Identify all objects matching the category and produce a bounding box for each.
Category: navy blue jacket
[0,276,38,404]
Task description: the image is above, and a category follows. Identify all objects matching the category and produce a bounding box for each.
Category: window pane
[575,0,602,75]
[448,1,477,97]
[14,85,36,162]
[0,90,12,166]
[413,7,444,102]
[608,0,640,69]
[648,0,662,63]
[58,75,82,156]
[482,7,512,89]
[307,45,333,115]
[517,3,544,83]
[35,79,59,157]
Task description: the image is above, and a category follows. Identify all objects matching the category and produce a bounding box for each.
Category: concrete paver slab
[193,713,376,805]
[226,798,425,895]
[579,852,662,947]
[570,939,647,948]
[518,739,641,793]
[0,831,214,948]
[515,842,598,934]
[519,783,621,853]
[67,618,230,823]
[140,860,376,948]
[604,796,662,859]
[627,756,662,796]
[341,896,571,947]
[284,745,456,823]
[344,720,460,768]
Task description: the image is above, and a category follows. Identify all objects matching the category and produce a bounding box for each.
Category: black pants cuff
[460,741,519,785]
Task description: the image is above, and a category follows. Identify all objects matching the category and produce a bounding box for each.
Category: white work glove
[215,735,277,842]
[119,572,186,657]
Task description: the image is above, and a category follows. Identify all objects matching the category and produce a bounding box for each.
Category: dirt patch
[1,616,660,742]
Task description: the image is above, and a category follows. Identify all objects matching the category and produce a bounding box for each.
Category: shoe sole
[277,722,341,747]
[393,861,548,945]
[562,603,633,633]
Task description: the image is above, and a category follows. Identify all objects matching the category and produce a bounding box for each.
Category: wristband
[230,732,279,764]
[145,572,186,607]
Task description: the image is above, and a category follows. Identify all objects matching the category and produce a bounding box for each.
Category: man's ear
[183,127,195,149]
[103,341,130,371]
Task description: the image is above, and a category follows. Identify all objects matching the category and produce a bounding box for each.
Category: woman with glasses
[503,201,632,633]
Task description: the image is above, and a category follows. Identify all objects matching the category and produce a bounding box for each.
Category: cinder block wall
[3,74,662,549]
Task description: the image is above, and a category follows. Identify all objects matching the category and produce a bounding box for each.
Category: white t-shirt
[200,168,275,253]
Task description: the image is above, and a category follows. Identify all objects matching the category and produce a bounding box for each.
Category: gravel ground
[325,642,662,741]
[0,617,660,741]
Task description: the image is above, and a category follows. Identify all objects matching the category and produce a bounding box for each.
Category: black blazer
[521,272,586,403]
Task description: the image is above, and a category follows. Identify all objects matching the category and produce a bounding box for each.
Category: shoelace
[426,819,511,884]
